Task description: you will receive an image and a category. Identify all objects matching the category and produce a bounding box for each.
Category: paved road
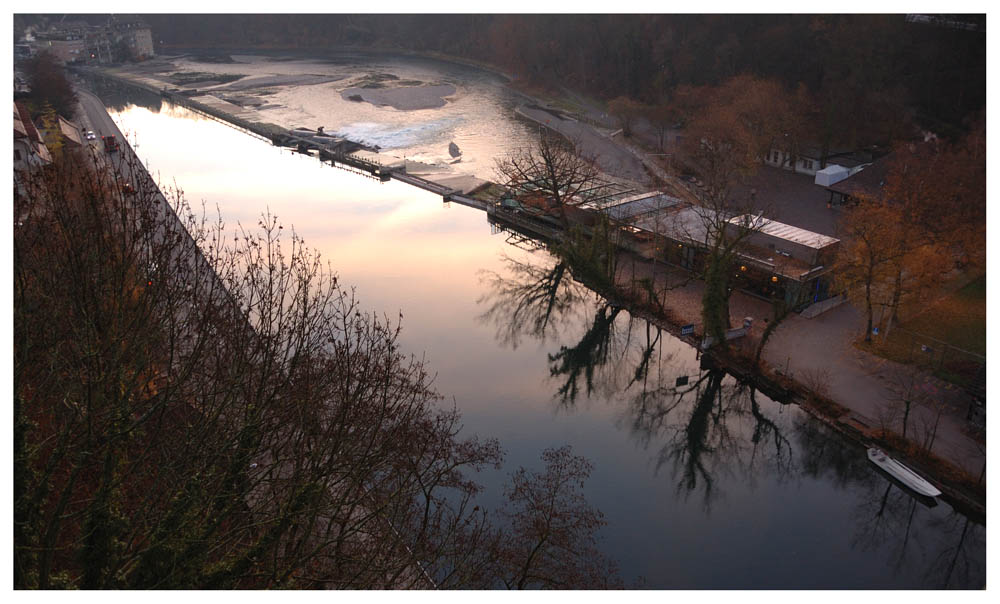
[761,302,985,477]
[619,251,985,480]
[516,104,651,185]
[75,85,162,203]
[73,84,250,339]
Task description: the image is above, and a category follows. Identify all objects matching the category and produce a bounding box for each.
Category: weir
[76,68,504,213]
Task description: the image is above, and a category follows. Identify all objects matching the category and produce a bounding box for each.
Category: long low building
[610,201,840,309]
[489,185,841,310]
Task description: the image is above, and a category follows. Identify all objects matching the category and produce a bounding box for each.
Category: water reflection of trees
[638,372,797,510]
[478,250,795,509]
[547,304,623,404]
[77,73,164,114]
[793,418,985,588]
[477,253,588,350]
[479,247,984,587]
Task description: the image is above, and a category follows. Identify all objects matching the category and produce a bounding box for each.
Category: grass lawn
[866,274,986,388]
[900,275,986,356]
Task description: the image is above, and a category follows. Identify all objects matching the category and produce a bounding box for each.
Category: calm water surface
[96,69,984,589]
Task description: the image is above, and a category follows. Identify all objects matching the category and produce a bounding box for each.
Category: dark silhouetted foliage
[24,51,78,118]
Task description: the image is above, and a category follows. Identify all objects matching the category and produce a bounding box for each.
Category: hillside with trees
[126,14,985,138]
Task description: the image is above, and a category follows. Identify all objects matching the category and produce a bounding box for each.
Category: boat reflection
[479,241,984,587]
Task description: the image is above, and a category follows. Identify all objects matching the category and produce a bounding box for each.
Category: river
[86,56,984,589]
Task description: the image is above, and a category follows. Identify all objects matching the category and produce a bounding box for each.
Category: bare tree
[497,446,622,589]
[881,368,935,439]
[15,144,626,590]
[698,208,768,349]
[673,78,793,350]
[753,299,793,366]
[494,132,602,229]
[645,102,678,151]
[914,395,951,456]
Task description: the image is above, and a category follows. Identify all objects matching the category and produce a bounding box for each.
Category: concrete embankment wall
[799,293,847,318]
[77,87,255,341]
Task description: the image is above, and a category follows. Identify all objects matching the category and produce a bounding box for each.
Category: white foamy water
[335,116,464,152]
[164,51,536,179]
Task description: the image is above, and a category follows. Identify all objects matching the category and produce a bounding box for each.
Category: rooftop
[57,116,83,146]
[826,153,893,199]
[596,192,684,222]
[729,215,840,250]
[631,205,711,245]
[13,102,28,139]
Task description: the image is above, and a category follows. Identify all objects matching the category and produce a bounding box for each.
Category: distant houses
[760,142,893,208]
[763,147,824,176]
[22,16,155,65]
[13,100,89,177]
[764,144,875,178]
[821,154,893,206]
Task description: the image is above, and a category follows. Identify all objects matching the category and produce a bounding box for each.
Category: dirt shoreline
[341,83,457,111]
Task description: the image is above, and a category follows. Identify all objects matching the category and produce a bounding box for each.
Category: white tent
[814,164,850,187]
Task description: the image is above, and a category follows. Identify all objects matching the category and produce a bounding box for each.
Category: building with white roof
[727,215,839,267]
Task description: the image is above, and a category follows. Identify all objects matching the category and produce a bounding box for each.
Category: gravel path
[515,104,651,185]
[612,253,985,479]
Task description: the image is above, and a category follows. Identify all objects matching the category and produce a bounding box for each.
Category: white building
[763,147,822,176]
[765,145,873,177]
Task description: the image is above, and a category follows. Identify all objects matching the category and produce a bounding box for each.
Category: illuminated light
[677,244,683,248]
[771,276,779,283]
[740,265,747,272]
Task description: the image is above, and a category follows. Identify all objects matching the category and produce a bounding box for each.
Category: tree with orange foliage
[607,96,645,138]
[677,75,805,206]
[859,118,986,337]
[833,199,905,342]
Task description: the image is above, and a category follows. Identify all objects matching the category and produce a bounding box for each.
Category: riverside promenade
[83,66,985,513]
[511,99,985,509]
[618,255,985,479]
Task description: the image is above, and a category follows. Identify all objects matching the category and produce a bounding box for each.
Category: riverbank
[500,76,987,516]
[551,241,986,519]
[86,53,984,517]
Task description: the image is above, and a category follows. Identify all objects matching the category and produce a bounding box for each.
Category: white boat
[867,448,942,497]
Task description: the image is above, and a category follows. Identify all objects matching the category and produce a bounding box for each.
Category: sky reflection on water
[102,91,984,590]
